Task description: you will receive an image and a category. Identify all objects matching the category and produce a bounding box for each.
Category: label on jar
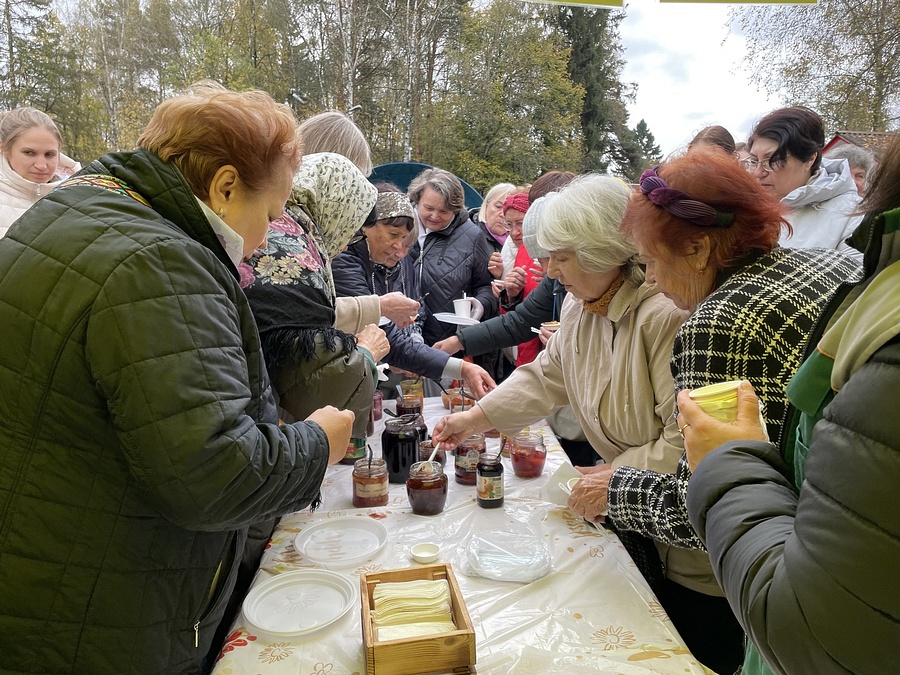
[355,481,388,499]
[477,474,503,502]
[457,448,481,472]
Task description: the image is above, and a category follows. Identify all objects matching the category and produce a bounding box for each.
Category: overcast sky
[618,0,779,156]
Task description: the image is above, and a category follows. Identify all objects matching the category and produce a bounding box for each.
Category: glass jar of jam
[352,457,389,508]
[382,417,420,483]
[477,454,504,508]
[396,395,428,442]
[418,440,446,468]
[372,390,383,421]
[510,433,547,478]
[406,461,448,516]
[339,436,367,465]
[454,433,486,485]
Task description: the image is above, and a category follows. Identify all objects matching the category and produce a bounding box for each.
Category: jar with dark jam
[372,390,383,421]
[418,440,446,468]
[406,461,448,516]
[352,457,389,508]
[476,454,504,508]
[396,395,428,442]
[382,416,420,483]
[454,433,486,485]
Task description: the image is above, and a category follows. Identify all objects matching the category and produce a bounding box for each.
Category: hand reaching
[356,324,390,361]
[380,292,420,328]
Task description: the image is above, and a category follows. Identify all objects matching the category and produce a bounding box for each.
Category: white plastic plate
[241,569,357,636]
[293,516,388,567]
[433,312,479,326]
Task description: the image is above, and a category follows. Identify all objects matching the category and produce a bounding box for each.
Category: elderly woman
[0,89,353,672]
[0,106,80,236]
[601,150,859,673]
[332,185,495,396]
[682,136,900,675]
[432,174,740,662]
[474,181,516,278]
[746,106,863,261]
[241,152,389,441]
[824,143,876,197]
[409,167,498,346]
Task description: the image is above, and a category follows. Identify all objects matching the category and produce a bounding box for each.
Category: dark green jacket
[0,150,330,674]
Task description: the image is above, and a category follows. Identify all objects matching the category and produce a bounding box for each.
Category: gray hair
[0,107,61,151]
[538,174,638,276]
[824,144,876,175]
[522,193,554,259]
[298,111,373,177]
[408,168,465,212]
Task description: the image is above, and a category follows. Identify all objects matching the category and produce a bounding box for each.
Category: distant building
[824,130,900,161]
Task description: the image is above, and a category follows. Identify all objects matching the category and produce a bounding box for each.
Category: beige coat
[478,277,720,594]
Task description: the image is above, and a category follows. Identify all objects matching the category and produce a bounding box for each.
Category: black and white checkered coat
[608,247,861,549]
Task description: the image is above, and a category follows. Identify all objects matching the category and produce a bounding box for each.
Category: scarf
[581,269,626,317]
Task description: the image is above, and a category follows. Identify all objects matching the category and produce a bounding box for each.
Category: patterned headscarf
[290,152,378,259]
[376,190,415,220]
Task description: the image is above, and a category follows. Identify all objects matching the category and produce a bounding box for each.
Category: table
[211,398,708,674]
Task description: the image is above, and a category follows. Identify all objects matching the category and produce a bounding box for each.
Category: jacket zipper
[192,538,234,648]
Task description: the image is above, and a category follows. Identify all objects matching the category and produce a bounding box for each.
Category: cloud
[618,0,777,154]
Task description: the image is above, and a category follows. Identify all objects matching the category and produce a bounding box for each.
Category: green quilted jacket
[0,150,330,674]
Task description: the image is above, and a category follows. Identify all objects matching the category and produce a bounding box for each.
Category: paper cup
[688,381,741,422]
[453,298,473,318]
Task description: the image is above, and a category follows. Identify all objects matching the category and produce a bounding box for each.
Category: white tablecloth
[211,398,708,674]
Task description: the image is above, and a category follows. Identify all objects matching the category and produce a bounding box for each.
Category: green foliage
[0,0,646,189]
[732,0,900,132]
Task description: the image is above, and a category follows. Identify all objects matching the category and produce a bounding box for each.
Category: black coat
[456,274,565,356]
[410,211,498,345]
[332,240,449,380]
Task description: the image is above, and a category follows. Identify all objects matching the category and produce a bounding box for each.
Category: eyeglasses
[347,230,367,246]
[740,157,785,174]
[502,220,523,232]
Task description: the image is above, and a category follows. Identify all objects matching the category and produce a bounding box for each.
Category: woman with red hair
[597,150,860,673]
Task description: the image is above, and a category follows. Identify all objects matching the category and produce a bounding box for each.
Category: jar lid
[385,415,418,430]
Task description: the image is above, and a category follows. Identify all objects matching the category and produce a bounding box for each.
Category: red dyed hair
[621,150,789,270]
[138,89,301,200]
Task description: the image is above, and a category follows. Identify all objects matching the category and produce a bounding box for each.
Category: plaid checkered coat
[608,246,861,549]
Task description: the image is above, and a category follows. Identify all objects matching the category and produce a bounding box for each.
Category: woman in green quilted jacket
[0,87,354,674]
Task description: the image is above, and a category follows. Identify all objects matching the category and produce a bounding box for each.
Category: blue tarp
[370,162,483,210]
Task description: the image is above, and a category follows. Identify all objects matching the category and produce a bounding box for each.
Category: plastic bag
[466,529,552,583]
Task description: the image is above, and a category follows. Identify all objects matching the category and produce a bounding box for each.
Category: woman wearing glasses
[744,106,863,262]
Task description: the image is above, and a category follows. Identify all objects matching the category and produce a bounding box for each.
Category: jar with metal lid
[352,457,389,508]
[406,461,448,516]
[454,433,486,485]
[382,415,420,483]
[476,454,504,508]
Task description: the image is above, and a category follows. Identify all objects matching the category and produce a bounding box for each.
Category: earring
[217,209,225,218]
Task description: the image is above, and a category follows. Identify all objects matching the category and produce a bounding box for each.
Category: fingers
[735,380,761,420]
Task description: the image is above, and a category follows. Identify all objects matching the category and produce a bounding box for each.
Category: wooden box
[360,563,476,675]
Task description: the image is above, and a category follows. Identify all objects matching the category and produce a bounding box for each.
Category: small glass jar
[477,454,504,508]
[372,390,383,421]
[352,457,389,508]
[418,440,446,468]
[510,433,547,478]
[406,461,448,516]
[396,396,428,442]
[454,433,486,485]
[382,417,420,483]
[339,436,367,466]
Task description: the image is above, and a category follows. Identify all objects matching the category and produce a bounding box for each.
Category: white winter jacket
[779,157,863,262]
[0,153,81,238]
